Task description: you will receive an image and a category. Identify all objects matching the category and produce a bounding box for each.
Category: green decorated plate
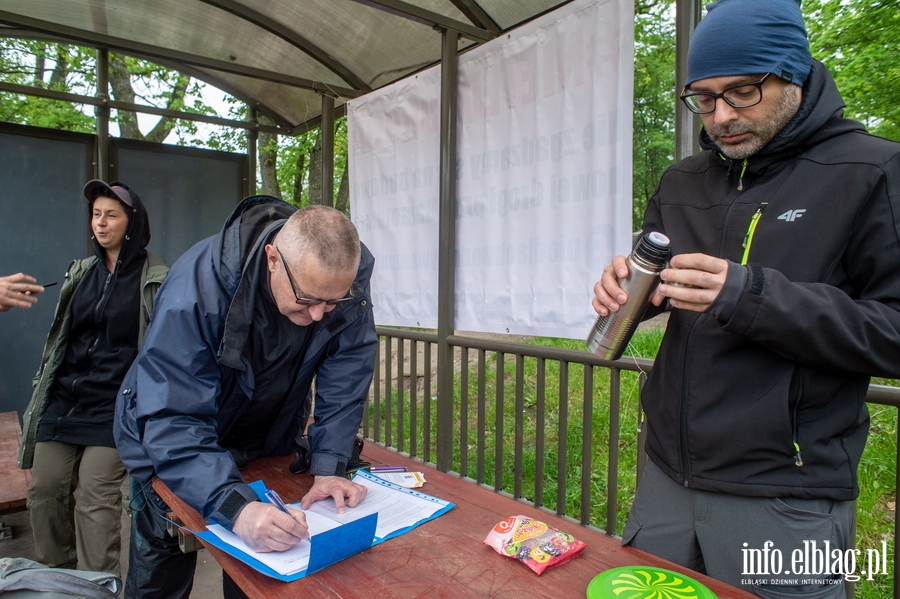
[586,566,718,599]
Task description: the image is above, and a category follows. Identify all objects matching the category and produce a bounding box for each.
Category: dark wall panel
[0,124,94,416]
[0,126,248,418]
[112,138,247,266]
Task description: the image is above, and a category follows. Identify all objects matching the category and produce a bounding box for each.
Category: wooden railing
[365,327,900,598]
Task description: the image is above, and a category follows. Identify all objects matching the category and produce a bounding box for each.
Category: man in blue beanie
[593,0,900,597]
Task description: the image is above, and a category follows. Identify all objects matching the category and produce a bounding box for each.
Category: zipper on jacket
[719,154,750,191]
[741,202,768,265]
[71,270,114,398]
[791,371,804,467]
[679,323,699,487]
[737,159,749,191]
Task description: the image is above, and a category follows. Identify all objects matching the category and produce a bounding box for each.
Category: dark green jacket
[18,253,168,469]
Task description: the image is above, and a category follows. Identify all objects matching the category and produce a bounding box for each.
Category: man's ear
[264,244,279,273]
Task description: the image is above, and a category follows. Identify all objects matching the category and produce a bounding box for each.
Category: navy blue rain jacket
[114,196,377,529]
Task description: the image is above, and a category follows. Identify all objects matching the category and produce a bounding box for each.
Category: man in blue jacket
[114,197,377,599]
[593,0,900,597]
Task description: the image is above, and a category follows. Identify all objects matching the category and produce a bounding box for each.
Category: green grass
[366,328,897,598]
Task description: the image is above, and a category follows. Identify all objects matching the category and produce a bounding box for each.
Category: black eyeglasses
[275,246,354,306]
[680,73,772,115]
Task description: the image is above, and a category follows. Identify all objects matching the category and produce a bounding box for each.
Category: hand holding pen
[265,489,294,515]
[232,490,309,551]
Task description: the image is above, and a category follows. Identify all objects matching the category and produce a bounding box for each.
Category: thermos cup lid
[635,232,672,264]
[646,231,670,248]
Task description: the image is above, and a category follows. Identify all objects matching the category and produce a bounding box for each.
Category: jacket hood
[213,195,297,296]
[699,60,866,162]
[214,195,298,371]
[88,181,150,272]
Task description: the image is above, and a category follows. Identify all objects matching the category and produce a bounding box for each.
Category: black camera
[289,435,312,474]
[289,434,367,476]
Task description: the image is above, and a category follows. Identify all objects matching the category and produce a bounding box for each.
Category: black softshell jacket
[641,61,900,501]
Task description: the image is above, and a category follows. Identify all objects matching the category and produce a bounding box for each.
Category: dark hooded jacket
[114,196,377,531]
[19,183,167,468]
[639,60,900,501]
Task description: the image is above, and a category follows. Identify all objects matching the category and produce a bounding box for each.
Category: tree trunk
[335,165,349,215]
[258,114,281,198]
[109,55,142,139]
[108,54,188,143]
[33,43,45,86]
[144,74,189,143]
[47,46,68,89]
[292,152,306,206]
[307,128,324,205]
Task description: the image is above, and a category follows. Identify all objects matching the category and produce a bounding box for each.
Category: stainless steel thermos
[586,231,671,360]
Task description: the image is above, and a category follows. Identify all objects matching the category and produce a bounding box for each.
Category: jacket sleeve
[306,297,377,477]
[116,249,257,529]
[305,246,377,477]
[716,156,900,378]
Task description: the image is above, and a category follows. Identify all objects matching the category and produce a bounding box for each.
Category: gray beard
[708,86,801,160]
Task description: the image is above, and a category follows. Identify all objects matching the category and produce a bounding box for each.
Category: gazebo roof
[0,0,571,133]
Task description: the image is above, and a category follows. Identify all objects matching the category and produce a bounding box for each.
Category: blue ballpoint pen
[264,489,291,514]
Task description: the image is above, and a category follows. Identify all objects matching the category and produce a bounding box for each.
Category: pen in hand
[264,489,292,515]
[40,282,58,288]
[264,489,310,541]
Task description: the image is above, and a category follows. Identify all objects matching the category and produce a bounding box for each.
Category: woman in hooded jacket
[18,180,168,577]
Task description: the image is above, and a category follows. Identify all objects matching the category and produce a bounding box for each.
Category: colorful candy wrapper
[483,515,587,575]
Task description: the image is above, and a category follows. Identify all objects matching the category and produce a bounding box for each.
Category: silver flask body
[586,232,671,360]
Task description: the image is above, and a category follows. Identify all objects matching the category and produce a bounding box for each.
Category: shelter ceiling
[0,0,572,133]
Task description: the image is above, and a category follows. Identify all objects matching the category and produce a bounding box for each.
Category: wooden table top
[154,443,756,599]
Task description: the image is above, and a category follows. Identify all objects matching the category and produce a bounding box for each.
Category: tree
[1,39,223,146]
[632,0,677,230]
[0,40,94,131]
[108,54,206,144]
[805,0,900,141]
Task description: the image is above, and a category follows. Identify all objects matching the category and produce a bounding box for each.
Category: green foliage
[0,40,94,132]
[3,2,899,215]
[199,96,247,153]
[805,0,900,141]
[632,1,677,231]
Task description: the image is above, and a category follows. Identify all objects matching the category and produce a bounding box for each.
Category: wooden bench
[0,411,31,540]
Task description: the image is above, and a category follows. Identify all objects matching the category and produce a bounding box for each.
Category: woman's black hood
[83,179,151,272]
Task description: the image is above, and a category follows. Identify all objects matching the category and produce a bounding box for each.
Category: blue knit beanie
[686,0,812,87]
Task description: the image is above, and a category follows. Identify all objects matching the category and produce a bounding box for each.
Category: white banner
[349,0,634,339]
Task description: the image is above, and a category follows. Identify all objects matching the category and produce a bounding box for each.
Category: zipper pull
[742,207,764,249]
[740,202,768,265]
[793,442,804,467]
[636,408,645,433]
[737,159,749,191]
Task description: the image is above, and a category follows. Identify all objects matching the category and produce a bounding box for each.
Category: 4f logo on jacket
[777,209,806,222]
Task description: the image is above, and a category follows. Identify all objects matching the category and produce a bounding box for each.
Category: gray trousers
[26,441,126,576]
[622,460,853,599]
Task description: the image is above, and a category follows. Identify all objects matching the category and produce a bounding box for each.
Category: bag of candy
[483,515,587,575]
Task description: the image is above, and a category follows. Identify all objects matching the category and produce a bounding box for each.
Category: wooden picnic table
[154,442,757,598]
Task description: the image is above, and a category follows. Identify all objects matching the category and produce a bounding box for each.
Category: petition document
[200,471,453,579]
[307,470,452,540]
[206,510,341,576]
